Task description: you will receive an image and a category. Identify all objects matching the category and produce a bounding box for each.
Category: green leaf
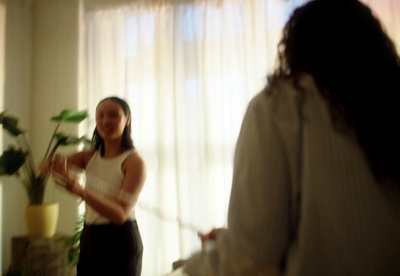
[50,109,88,123]
[0,146,27,175]
[0,112,24,136]
[53,132,68,144]
[54,132,90,146]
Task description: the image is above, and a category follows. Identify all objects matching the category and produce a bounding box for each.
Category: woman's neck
[102,140,123,158]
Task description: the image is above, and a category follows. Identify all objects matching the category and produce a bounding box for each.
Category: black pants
[77,220,143,276]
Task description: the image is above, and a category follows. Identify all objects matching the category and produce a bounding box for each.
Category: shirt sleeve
[185,86,302,275]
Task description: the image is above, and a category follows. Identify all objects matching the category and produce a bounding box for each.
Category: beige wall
[0,0,6,272]
[1,0,81,271]
[2,0,33,271]
[31,0,81,236]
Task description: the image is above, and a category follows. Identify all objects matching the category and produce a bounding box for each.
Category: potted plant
[0,109,89,237]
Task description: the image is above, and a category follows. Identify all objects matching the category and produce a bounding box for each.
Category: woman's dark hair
[92,96,135,155]
[272,0,400,182]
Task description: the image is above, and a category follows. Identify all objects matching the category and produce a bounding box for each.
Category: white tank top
[85,149,136,225]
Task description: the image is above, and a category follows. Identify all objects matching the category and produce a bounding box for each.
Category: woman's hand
[52,157,85,198]
[198,228,226,252]
[38,159,53,177]
[198,227,226,251]
[198,227,225,242]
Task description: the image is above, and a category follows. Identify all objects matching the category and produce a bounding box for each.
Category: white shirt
[85,149,137,224]
[184,74,400,276]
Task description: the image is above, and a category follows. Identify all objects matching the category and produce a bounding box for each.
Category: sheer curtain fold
[83,0,400,275]
[84,0,231,12]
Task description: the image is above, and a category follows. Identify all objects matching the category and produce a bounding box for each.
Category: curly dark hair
[272,0,400,182]
[92,96,135,156]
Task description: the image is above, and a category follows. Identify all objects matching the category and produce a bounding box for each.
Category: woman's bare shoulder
[123,151,146,173]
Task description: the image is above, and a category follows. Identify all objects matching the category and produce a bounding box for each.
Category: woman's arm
[66,150,95,169]
[38,150,93,177]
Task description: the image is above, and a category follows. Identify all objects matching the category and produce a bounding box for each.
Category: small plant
[0,110,90,204]
[57,213,85,275]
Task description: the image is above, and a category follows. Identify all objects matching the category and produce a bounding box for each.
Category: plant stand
[11,235,70,276]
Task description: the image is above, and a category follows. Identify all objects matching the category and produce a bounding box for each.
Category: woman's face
[96,99,130,142]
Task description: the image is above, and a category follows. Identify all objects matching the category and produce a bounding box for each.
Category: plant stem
[19,134,37,180]
[48,140,63,160]
[43,121,61,160]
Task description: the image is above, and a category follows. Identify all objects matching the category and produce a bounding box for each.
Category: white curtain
[82,0,399,275]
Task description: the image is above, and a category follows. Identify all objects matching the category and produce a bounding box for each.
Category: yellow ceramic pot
[25,202,59,238]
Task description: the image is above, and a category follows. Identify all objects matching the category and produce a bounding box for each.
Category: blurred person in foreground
[184,0,400,275]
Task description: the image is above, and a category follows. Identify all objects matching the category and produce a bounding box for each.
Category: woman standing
[184,0,400,275]
[52,96,146,276]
